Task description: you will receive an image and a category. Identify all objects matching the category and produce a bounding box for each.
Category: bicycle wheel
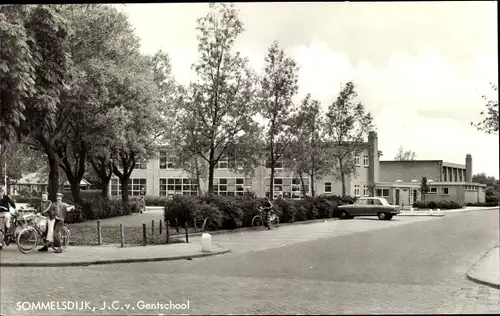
[251,215,263,229]
[59,226,70,249]
[17,227,40,254]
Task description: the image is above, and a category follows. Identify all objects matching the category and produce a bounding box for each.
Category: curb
[465,245,500,289]
[0,248,231,268]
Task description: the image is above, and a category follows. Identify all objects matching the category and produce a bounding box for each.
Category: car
[337,197,400,220]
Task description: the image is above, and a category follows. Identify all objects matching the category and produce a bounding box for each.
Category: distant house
[9,172,91,196]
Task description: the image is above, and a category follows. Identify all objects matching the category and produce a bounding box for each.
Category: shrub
[273,197,296,223]
[201,194,244,229]
[145,195,168,206]
[412,200,464,210]
[193,203,223,231]
[466,201,499,207]
[164,195,199,227]
[234,194,264,227]
[486,195,499,204]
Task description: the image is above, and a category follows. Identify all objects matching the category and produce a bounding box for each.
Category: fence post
[120,224,124,248]
[97,220,102,245]
[151,219,155,237]
[166,220,170,244]
[142,223,147,246]
[159,220,162,235]
[193,218,197,232]
[185,221,189,243]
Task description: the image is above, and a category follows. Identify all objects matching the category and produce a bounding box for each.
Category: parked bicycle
[252,206,279,229]
[16,214,70,254]
[0,206,28,246]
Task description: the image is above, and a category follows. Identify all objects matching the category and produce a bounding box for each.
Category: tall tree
[325,81,374,197]
[258,40,304,199]
[1,5,73,201]
[177,3,259,196]
[394,145,417,161]
[471,82,498,135]
[287,94,333,197]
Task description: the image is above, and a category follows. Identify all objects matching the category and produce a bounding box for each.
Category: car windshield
[378,198,390,206]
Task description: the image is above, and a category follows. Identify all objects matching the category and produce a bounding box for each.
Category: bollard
[201,233,212,252]
[166,220,170,244]
[97,220,102,245]
[159,220,162,235]
[151,219,155,236]
[185,221,189,243]
[142,223,147,246]
[120,224,124,248]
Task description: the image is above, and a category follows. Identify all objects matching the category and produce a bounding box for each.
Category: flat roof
[380,160,442,163]
[442,162,466,169]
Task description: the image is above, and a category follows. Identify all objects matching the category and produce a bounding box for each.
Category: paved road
[1,209,499,315]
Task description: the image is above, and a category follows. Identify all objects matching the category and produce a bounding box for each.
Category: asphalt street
[1,209,499,315]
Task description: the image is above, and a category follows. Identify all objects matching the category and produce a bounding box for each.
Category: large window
[363,155,369,167]
[324,182,332,193]
[135,160,147,169]
[159,178,198,196]
[212,177,252,196]
[354,155,360,166]
[159,151,176,169]
[376,189,390,197]
[363,185,369,196]
[354,184,360,196]
[441,187,449,195]
[110,178,147,197]
[429,187,437,194]
[266,158,286,169]
[265,177,309,199]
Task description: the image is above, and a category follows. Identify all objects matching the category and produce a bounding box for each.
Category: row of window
[131,152,372,170]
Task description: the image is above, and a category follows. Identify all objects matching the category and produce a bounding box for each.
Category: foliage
[465,201,499,207]
[0,141,45,182]
[200,194,245,229]
[394,145,417,161]
[412,200,463,210]
[325,81,374,197]
[471,82,498,135]
[472,173,498,186]
[193,202,223,231]
[164,195,198,226]
[175,3,260,195]
[258,40,304,198]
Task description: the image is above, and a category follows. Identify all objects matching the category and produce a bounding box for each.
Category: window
[110,178,147,196]
[363,185,369,196]
[324,182,332,193]
[373,199,382,206]
[429,187,437,193]
[135,160,147,169]
[213,177,251,196]
[215,156,236,169]
[376,188,390,197]
[159,151,176,169]
[266,158,286,169]
[266,177,309,199]
[354,185,360,196]
[160,178,198,196]
[363,155,369,167]
[354,155,360,166]
[355,198,367,205]
[441,187,449,195]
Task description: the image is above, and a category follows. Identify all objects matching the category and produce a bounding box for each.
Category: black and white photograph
[0,1,498,315]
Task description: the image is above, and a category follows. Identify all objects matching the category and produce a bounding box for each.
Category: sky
[119,2,498,177]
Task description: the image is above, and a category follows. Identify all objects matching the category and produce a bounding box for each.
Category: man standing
[36,192,53,252]
[0,185,16,250]
[46,192,75,253]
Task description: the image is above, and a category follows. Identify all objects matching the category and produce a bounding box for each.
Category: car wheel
[340,211,349,219]
[377,212,386,220]
[348,216,355,219]
[386,214,393,220]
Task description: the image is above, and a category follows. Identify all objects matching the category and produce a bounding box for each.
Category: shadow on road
[353,217,401,221]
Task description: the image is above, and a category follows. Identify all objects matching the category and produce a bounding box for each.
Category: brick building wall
[379,160,442,183]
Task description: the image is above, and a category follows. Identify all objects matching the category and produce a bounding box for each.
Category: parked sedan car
[337,197,400,220]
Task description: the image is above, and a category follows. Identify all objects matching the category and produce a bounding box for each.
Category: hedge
[465,201,499,207]
[412,201,463,210]
[164,194,357,231]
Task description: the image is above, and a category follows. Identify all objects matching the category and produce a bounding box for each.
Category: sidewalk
[399,206,499,217]
[466,245,500,289]
[0,243,230,267]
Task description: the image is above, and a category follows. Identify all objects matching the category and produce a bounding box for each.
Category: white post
[201,233,212,252]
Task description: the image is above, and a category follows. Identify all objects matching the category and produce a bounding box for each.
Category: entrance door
[413,190,418,203]
[395,189,400,206]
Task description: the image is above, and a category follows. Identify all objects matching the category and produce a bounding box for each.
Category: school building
[110,132,486,206]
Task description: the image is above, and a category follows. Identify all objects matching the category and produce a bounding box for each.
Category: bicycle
[0,206,29,246]
[16,214,71,254]
[252,207,279,230]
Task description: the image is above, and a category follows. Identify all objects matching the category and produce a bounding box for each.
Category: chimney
[465,154,472,182]
[368,131,379,194]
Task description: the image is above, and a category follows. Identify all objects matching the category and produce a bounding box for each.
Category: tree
[287,94,333,197]
[0,141,45,187]
[325,81,374,197]
[176,3,259,196]
[258,40,305,199]
[472,173,498,186]
[394,145,417,161]
[420,176,430,202]
[471,82,498,135]
[1,5,73,201]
